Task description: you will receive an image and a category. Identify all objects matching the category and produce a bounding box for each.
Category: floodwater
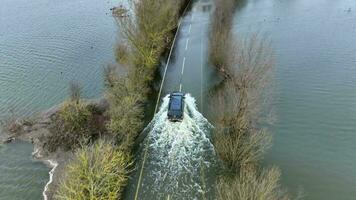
[2,0,356,199]
[0,0,117,119]
[0,0,117,198]
[232,0,356,199]
[0,141,48,199]
[125,1,217,199]
[128,94,217,199]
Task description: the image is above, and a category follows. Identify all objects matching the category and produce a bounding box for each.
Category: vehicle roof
[170,92,184,96]
[169,92,184,110]
[170,97,182,110]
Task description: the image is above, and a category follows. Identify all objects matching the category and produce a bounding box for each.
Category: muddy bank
[1,98,109,199]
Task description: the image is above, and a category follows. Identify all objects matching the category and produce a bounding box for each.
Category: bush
[214,129,271,171]
[55,141,132,200]
[59,101,92,133]
[209,0,237,70]
[211,35,274,171]
[216,167,290,200]
[46,100,98,152]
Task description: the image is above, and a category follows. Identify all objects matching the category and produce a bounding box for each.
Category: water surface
[0,141,48,199]
[233,0,356,199]
[0,0,117,198]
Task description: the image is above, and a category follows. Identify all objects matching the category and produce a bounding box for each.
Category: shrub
[211,35,274,171]
[55,141,132,200]
[59,100,92,133]
[209,0,236,70]
[214,129,271,171]
[45,100,97,152]
[216,167,290,200]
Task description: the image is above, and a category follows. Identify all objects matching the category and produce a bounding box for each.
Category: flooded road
[232,0,356,199]
[125,0,217,199]
[2,0,355,199]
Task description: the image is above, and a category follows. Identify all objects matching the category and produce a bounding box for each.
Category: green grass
[55,141,132,200]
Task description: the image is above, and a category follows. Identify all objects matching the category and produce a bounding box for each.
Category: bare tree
[216,167,292,200]
[210,34,275,171]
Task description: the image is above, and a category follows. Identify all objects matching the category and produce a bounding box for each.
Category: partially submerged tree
[208,13,288,196]
[216,167,290,200]
[211,34,274,171]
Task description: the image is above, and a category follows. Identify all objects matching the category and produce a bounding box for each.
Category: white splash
[43,159,58,200]
[144,94,215,198]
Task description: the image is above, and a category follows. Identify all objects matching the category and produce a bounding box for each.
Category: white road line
[188,24,192,34]
[200,28,204,112]
[179,83,182,92]
[185,38,190,51]
[134,0,192,198]
[181,57,186,75]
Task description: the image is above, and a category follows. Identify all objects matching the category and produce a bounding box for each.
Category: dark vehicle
[167,92,185,122]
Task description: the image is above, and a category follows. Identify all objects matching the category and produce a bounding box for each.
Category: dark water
[0,0,117,119]
[0,0,117,199]
[0,141,48,199]
[2,0,356,199]
[233,0,356,199]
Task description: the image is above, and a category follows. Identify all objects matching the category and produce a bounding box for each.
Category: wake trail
[139,94,216,199]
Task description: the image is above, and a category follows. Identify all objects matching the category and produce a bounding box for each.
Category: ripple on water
[0,141,48,200]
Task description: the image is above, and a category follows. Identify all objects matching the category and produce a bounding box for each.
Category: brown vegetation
[208,1,292,198]
[107,0,188,150]
[211,34,274,171]
[217,167,290,200]
[44,83,107,152]
[209,0,237,72]
[52,1,189,199]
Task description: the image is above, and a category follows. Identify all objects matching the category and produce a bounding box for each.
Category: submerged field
[1,0,356,199]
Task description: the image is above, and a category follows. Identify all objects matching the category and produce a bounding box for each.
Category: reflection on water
[233,0,356,199]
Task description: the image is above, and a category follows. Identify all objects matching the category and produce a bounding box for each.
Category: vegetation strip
[208,0,297,199]
[134,1,192,198]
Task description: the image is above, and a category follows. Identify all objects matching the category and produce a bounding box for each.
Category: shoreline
[1,98,107,199]
[43,159,58,200]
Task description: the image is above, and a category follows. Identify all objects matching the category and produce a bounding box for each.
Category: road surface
[125,1,216,199]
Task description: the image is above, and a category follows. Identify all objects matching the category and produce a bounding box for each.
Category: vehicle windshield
[170,96,182,110]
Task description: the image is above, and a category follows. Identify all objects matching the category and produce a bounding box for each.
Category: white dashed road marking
[185,38,190,51]
[181,57,186,75]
